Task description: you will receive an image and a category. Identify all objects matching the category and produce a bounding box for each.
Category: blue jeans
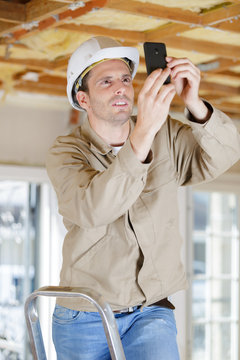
[52,304,180,360]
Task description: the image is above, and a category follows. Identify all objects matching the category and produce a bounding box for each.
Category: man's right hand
[130,68,176,162]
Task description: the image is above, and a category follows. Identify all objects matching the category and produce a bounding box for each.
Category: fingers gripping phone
[143,42,171,84]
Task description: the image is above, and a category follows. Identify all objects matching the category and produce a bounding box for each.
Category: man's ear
[76,91,89,111]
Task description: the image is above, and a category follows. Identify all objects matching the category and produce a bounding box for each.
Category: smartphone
[143,42,171,84]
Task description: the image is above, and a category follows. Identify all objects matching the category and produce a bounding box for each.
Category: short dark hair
[72,71,90,109]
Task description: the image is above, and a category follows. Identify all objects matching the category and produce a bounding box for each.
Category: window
[190,190,239,360]
[0,181,40,359]
[0,167,64,360]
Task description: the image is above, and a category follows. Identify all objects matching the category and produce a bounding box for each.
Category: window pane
[211,236,235,275]
[193,192,209,231]
[192,280,206,319]
[211,280,232,318]
[211,323,231,360]
[0,181,37,359]
[192,324,206,360]
[191,191,239,360]
[193,235,206,275]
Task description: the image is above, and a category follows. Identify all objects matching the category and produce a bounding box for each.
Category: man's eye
[123,77,131,83]
[102,79,111,85]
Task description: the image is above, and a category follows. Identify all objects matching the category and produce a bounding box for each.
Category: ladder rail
[24,286,126,360]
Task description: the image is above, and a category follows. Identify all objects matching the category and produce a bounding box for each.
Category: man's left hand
[166,57,211,122]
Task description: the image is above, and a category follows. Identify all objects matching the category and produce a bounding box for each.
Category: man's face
[79,59,134,126]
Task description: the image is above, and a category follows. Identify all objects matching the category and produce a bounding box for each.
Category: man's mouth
[112,99,128,107]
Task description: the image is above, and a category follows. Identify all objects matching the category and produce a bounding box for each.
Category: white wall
[0,93,239,173]
[0,93,79,167]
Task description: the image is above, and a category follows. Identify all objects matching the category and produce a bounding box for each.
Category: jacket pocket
[143,157,175,193]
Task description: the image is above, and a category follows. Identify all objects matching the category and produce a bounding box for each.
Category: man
[46,36,240,359]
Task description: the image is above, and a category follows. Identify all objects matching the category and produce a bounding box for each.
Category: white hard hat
[67,36,139,110]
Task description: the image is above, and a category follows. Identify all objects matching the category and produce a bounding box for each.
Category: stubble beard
[91,96,133,127]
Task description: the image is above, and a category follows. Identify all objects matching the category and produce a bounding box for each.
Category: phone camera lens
[154,48,159,55]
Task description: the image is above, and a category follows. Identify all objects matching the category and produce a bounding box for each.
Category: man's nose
[114,81,126,95]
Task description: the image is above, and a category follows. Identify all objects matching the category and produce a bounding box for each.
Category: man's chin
[114,108,132,121]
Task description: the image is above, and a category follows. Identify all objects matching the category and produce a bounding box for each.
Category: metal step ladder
[24,286,126,360]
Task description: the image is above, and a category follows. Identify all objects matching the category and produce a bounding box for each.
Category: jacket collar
[81,116,136,155]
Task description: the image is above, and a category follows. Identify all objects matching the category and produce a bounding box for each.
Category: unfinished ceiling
[0,0,240,118]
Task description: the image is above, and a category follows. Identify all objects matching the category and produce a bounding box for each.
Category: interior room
[0,0,239,359]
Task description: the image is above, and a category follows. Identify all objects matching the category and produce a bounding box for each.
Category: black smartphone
[143,42,171,84]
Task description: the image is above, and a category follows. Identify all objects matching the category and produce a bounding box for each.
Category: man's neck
[88,117,130,147]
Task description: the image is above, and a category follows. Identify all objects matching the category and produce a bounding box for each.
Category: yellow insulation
[0,63,26,101]
[135,0,224,12]
[20,29,91,61]
[181,28,240,46]
[69,8,167,31]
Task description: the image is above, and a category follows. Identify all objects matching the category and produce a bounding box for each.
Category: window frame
[186,172,240,360]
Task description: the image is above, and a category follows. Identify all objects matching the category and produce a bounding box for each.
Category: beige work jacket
[46,105,240,311]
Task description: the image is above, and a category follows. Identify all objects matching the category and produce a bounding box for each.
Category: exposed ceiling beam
[0,56,56,71]
[210,101,240,115]
[105,0,200,25]
[197,58,240,73]
[144,23,191,39]
[200,81,240,95]
[134,72,240,96]
[25,0,72,22]
[213,16,240,33]
[49,0,74,3]
[105,0,240,27]
[200,3,240,25]
[2,0,107,40]
[0,21,20,34]
[60,23,144,43]
[0,0,25,23]
[15,80,66,96]
[163,36,240,60]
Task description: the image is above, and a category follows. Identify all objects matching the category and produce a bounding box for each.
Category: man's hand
[130,68,176,162]
[166,57,211,122]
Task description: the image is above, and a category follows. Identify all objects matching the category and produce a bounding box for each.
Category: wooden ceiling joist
[0,0,25,23]
[200,3,240,25]
[25,0,71,22]
[197,58,240,74]
[60,23,144,43]
[164,36,240,60]
[0,0,238,119]
[106,0,200,25]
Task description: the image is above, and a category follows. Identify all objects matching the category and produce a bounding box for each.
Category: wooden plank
[105,0,200,25]
[51,56,69,70]
[145,23,193,41]
[26,0,70,22]
[200,81,240,95]
[37,74,67,86]
[211,101,240,114]
[15,81,66,96]
[213,16,240,33]
[49,0,74,3]
[197,58,240,73]
[134,72,240,96]
[9,0,107,40]
[163,36,240,60]
[106,0,240,29]
[200,3,240,26]
[0,56,56,71]
[0,20,19,35]
[59,23,144,43]
[0,0,25,23]
[214,70,240,79]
